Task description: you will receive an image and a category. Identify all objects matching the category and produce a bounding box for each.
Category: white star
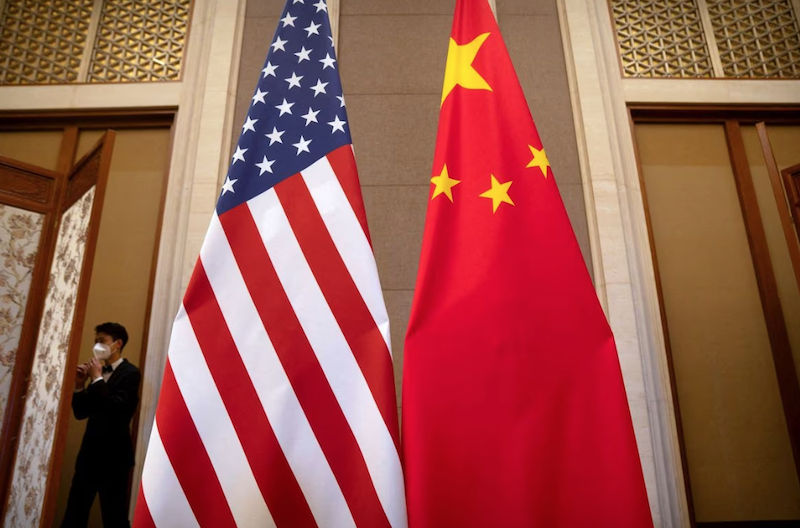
[320,53,336,69]
[310,79,328,96]
[285,72,303,89]
[221,176,238,195]
[301,107,320,126]
[313,0,327,13]
[336,94,346,107]
[232,145,247,164]
[242,116,258,134]
[255,155,275,175]
[281,13,297,27]
[328,115,347,133]
[292,0,303,3]
[265,126,285,145]
[275,98,294,116]
[293,136,312,155]
[294,46,312,62]
[262,61,278,77]
[252,87,267,104]
[271,36,288,52]
[304,21,321,37]
[328,35,334,46]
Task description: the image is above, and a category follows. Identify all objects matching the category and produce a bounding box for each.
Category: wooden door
[636,121,800,526]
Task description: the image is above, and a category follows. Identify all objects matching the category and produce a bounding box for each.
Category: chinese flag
[401,0,654,527]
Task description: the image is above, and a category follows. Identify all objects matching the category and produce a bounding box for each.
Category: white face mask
[93,343,112,361]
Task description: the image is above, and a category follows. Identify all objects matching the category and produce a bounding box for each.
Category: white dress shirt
[92,357,124,384]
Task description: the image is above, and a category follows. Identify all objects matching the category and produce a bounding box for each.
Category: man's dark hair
[95,322,129,351]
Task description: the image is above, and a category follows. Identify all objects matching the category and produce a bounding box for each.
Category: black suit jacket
[72,359,141,469]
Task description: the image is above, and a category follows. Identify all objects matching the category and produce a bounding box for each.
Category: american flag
[133,1,407,527]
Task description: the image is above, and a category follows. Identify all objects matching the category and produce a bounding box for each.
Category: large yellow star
[441,33,493,105]
[479,174,514,213]
[526,145,550,178]
[430,164,461,202]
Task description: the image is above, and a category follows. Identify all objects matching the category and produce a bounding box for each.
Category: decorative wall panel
[0,0,95,84]
[87,0,191,82]
[4,189,94,528]
[0,205,43,430]
[0,0,190,84]
[611,0,714,77]
[706,0,800,78]
[611,0,800,78]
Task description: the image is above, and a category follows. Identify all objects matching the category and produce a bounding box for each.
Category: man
[62,322,141,528]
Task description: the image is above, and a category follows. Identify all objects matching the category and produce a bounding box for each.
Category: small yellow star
[479,175,514,213]
[526,145,550,177]
[441,33,493,106]
[430,164,461,202]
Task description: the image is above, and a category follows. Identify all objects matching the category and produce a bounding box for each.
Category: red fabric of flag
[401,1,654,527]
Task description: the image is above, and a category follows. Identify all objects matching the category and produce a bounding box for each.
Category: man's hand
[87,358,103,380]
[75,363,89,389]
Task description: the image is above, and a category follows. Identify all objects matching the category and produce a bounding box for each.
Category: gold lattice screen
[707,0,800,78]
[610,0,800,78]
[0,0,191,85]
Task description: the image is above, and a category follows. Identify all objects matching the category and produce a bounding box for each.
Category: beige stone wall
[230,0,591,409]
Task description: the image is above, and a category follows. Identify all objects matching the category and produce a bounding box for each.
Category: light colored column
[129,0,248,514]
[557,1,690,527]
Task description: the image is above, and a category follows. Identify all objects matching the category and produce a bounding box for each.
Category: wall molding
[623,78,800,105]
[0,83,182,111]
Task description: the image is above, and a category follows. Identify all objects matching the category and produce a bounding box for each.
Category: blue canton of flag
[217,0,349,215]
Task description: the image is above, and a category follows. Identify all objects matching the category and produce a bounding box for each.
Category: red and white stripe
[135,146,407,528]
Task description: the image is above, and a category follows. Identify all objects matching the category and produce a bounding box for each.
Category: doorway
[631,107,800,526]
[0,111,173,527]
